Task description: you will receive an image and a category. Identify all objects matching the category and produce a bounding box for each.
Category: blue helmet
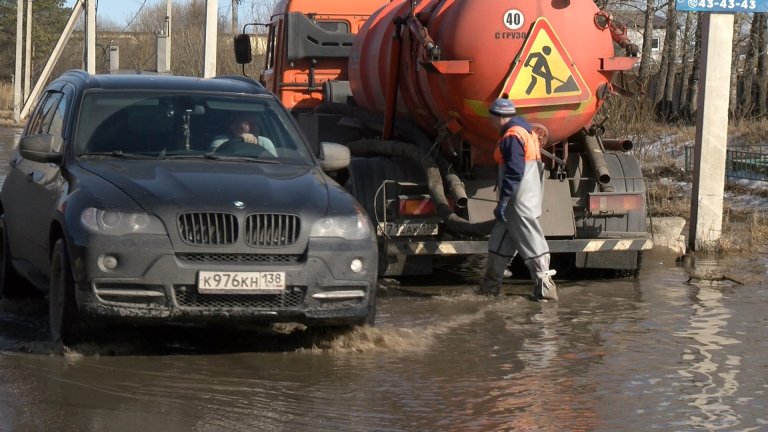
[488,98,516,117]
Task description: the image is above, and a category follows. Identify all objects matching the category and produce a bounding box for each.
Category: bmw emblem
[233,201,245,209]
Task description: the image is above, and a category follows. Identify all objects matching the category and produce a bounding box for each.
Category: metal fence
[685,145,768,182]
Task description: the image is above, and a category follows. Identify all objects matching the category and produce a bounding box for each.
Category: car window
[47,86,72,149]
[26,91,63,137]
[74,91,314,165]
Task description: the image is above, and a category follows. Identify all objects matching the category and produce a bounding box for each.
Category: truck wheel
[0,214,26,298]
[579,152,647,275]
[49,239,82,346]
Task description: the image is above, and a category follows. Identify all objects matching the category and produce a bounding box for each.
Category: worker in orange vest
[476,97,558,301]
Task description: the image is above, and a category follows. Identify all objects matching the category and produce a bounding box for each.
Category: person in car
[211,114,276,155]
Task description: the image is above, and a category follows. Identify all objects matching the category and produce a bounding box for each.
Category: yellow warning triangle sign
[500,18,590,108]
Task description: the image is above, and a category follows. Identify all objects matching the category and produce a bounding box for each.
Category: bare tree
[661,5,678,119]
[687,15,702,118]
[740,15,761,117]
[231,0,241,35]
[756,13,768,116]
[637,0,657,84]
[728,14,744,119]
[653,1,676,114]
[677,12,696,120]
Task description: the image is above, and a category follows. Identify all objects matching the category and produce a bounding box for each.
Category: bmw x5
[0,71,378,345]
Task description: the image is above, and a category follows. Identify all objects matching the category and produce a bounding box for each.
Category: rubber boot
[524,254,558,301]
[476,253,508,296]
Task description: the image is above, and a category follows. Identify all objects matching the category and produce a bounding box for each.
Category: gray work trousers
[479,161,557,299]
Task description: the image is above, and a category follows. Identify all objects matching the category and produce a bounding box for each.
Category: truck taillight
[588,193,644,215]
[399,197,438,216]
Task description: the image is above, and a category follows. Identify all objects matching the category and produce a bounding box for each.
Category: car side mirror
[19,134,64,164]
[319,142,350,172]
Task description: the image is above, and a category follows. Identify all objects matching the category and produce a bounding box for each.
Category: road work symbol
[500,18,590,107]
[524,46,580,95]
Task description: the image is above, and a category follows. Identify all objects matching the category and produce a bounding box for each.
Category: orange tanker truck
[234,0,653,276]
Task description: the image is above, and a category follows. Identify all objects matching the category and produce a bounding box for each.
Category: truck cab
[257,1,384,110]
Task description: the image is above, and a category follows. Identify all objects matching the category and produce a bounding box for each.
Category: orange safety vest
[493,125,540,165]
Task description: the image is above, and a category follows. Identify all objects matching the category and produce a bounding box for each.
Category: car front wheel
[49,239,81,346]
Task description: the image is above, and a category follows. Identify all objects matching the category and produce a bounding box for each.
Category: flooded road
[1,255,767,431]
[2,126,768,431]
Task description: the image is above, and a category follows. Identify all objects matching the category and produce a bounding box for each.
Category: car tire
[0,214,26,298]
[49,239,82,346]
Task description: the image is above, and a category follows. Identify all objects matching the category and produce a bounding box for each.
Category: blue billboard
[676,0,768,12]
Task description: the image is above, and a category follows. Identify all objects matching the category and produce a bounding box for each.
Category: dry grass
[0,82,13,112]
[695,210,768,254]
[729,118,768,147]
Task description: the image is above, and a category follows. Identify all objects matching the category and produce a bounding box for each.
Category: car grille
[173,286,305,309]
[177,253,302,264]
[178,212,238,246]
[177,213,300,247]
[245,213,300,247]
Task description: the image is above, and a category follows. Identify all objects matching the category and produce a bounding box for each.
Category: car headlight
[80,208,166,235]
[310,210,372,240]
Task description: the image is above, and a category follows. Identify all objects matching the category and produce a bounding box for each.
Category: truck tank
[348,0,634,166]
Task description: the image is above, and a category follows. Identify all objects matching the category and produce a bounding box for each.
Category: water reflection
[0,125,22,182]
[677,260,743,431]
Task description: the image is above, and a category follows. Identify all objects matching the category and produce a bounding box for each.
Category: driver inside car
[210,114,277,156]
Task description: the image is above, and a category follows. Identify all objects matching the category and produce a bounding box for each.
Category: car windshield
[73,91,314,165]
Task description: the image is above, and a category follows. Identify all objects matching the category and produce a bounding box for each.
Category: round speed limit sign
[503,10,525,30]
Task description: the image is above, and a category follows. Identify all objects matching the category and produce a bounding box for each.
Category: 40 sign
[676,0,768,12]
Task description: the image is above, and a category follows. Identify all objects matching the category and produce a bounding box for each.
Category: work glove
[494,198,509,223]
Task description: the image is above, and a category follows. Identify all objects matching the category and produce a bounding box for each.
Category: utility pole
[689,13,734,250]
[86,0,96,73]
[158,0,172,73]
[13,0,24,123]
[24,0,32,101]
[166,0,172,72]
[203,0,218,77]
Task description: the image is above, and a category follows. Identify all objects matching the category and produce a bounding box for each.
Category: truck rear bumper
[383,237,653,256]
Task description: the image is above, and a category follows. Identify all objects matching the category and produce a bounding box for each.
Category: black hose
[573,131,614,192]
[314,103,493,236]
[345,139,493,236]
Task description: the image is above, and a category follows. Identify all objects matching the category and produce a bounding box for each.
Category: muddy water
[2,126,768,431]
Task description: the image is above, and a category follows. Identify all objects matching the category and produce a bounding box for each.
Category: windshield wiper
[111,150,161,159]
[79,151,159,159]
[201,152,279,164]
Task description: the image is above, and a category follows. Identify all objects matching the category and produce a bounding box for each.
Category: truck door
[261,20,280,95]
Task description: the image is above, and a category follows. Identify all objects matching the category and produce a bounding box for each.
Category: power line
[119,0,148,32]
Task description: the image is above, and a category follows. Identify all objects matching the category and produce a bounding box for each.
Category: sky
[63,0,152,26]
[62,0,251,27]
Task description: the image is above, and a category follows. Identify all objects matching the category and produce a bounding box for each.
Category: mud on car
[0,71,378,345]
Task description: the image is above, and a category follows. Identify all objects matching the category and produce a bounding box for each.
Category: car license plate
[198,271,285,294]
[378,222,438,237]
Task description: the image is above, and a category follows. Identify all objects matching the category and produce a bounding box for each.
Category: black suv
[0,71,377,345]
